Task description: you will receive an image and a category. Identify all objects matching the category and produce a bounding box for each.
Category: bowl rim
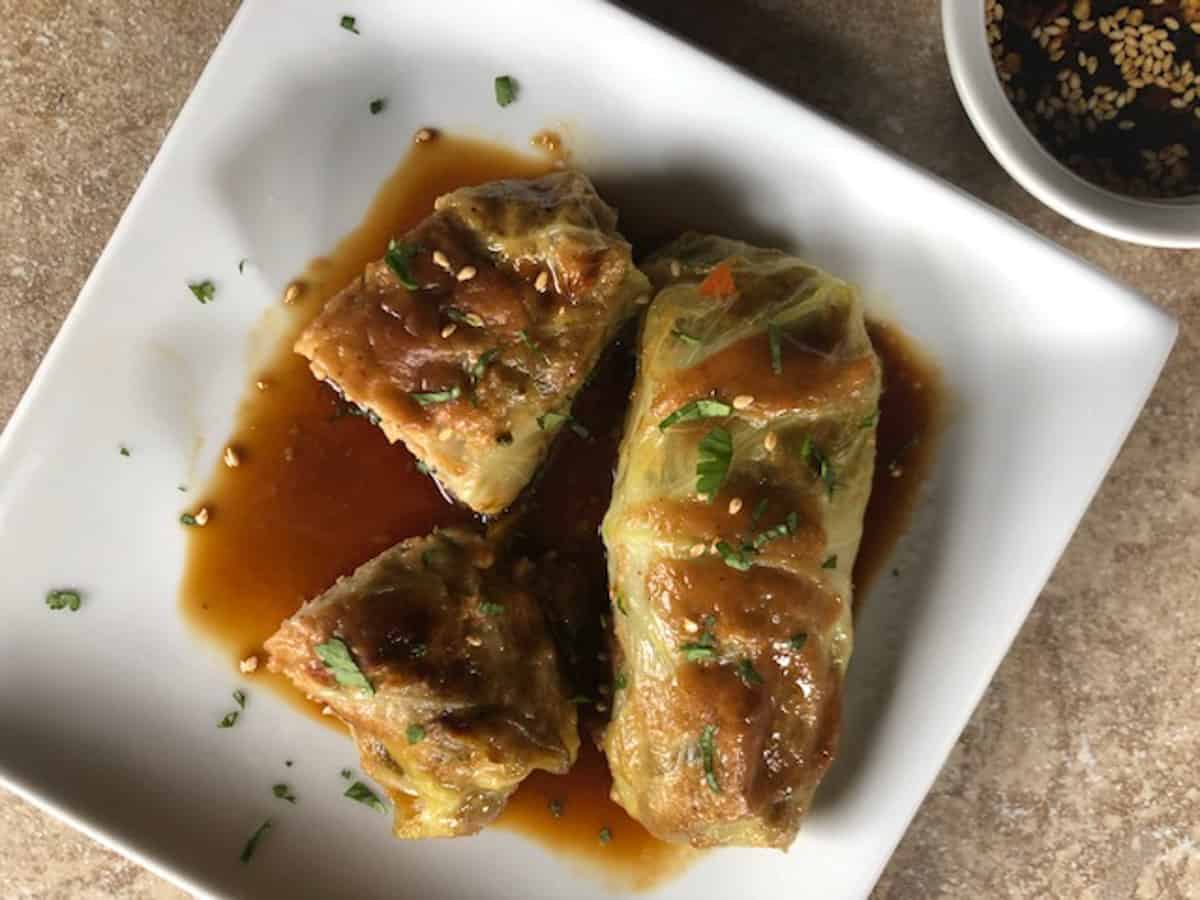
[942,0,1200,248]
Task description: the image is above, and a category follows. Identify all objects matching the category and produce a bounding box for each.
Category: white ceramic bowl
[943,1,1200,248]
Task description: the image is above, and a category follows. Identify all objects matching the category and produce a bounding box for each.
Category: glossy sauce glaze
[180,134,942,887]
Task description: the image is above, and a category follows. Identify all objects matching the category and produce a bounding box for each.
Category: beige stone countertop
[2,1,1198,897]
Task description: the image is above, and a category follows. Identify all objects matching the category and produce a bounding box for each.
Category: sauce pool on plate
[179,133,943,887]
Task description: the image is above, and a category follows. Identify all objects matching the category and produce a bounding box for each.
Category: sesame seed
[689,543,706,558]
[255,380,268,391]
[441,323,457,338]
[239,655,259,673]
[322,705,334,716]
[194,507,210,526]
[728,497,743,515]
[463,312,484,328]
[223,446,240,468]
[669,260,682,278]
[414,127,436,143]
[438,428,453,441]
[534,270,550,292]
[433,250,452,271]
[283,282,303,304]
[764,431,778,452]
[732,394,754,410]
[466,635,483,647]
[456,266,477,282]
[683,618,700,632]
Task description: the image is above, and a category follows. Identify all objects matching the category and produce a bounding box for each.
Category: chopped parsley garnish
[411,386,461,406]
[45,589,81,612]
[598,826,613,845]
[494,75,517,107]
[672,327,702,347]
[344,781,386,813]
[238,258,247,274]
[822,554,838,569]
[314,638,374,696]
[768,323,783,375]
[369,97,386,115]
[119,445,130,457]
[614,670,627,691]
[736,658,764,687]
[696,427,732,499]
[680,615,718,660]
[789,633,808,651]
[239,819,272,863]
[340,768,352,780]
[339,15,359,33]
[272,784,296,804]
[750,497,769,524]
[445,308,485,328]
[406,724,426,744]
[861,409,880,428]
[188,280,215,304]
[800,435,836,498]
[470,348,499,382]
[537,411,590,439]
[519,329,550,363]
[715,540,753,571]
[233,689,246,709]
[180,512,199,526]
[751,512,798,550]
[384,239,420,289]
[659,398,733,431]
[614,593,628,616]
[549,798,564,818]
[218,711,239,728]
[699,725,720,793]
[479,601,505,616]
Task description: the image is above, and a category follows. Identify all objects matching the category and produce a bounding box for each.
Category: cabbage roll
[264,527,579,837]
[601,233,882,848]
[295,172,650,515]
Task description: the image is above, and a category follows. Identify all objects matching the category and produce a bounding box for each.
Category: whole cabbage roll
[601,233,882,848]
[295,172,650,516]
[264,527,579,837]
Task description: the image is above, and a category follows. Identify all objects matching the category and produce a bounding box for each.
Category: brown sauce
[180,134,942,890]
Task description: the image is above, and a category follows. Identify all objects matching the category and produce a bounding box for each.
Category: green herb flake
[696,427,733,500]
[822,554,838,570]
[789,632,808,651]
[339,14,359,33]
[519,329,550,363]
[681,643,717,662]
[406,724,426,744]
[598,826,613,845]
[180,512,198,526]
[768,323,783,375]
[861,409,880,429]
[672,327,702,347]
[340,768,353,780]
[119,445,130,457]
[479,601,505,616]
[549,798,564,818]
[538,412,568,431]
[344,780,386,813]
[445,307,485,328]
[45,589,82,612]
[494,75,517,107]
[233,689,246,709]
[314,638,374,696]
[614,593,628,616]
[736,658,764,687]
[272,784,296,804]
[188,280,216,304]
[659,398,733,431]
[699,725,720,793]
[385,239,420,290]
[218,711,239,729]
[239,819,272,863]
[750,497,769,524]
[238,258,247,274]
[411,386,461,407]
[415,460,432,475]
[470,348,499,382]
[369,97,386,115]
[752,513,797,550]
[715,540,753,572]
[614,671,627,691]
[569,695,591,706]
[800,435,836,498]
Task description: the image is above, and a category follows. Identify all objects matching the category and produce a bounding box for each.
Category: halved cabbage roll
[295,172,650,515]
[601,233,882,848]
[264,527,579,837]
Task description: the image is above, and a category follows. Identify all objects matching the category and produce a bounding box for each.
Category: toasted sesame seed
[635,294,651,305]
[433,250,452,271]
[689,542,706,558]
[466,635,483,647]
[669,260,682,278]
[255,380,268,391]
[441,323,457,339]
[534,270,550,292]
[463,312,484,328]
[438,428,453,441]
[456,266,477,282]
[732,394,754,410]
[223,446,240,468]
[322,705,334,716]
[683,617,700,632]
[728,497,743,515]
[194,507,210,526]
[239,655,259,673]
[764,431,778,452]
[283,282,303,304]
[414,127,436,143]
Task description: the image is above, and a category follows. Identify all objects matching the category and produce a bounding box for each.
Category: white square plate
[0,1,1175,898]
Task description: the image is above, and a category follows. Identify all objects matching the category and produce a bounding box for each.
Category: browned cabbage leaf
[601,233,882,848]
[295,172,650,515]
[264,527,579,837]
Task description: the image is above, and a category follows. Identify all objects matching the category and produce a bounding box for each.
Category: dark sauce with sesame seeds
[179,134,942,887]
[988,0,1200,198]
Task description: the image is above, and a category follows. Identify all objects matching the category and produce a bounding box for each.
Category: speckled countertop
[2,1,1198,898]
